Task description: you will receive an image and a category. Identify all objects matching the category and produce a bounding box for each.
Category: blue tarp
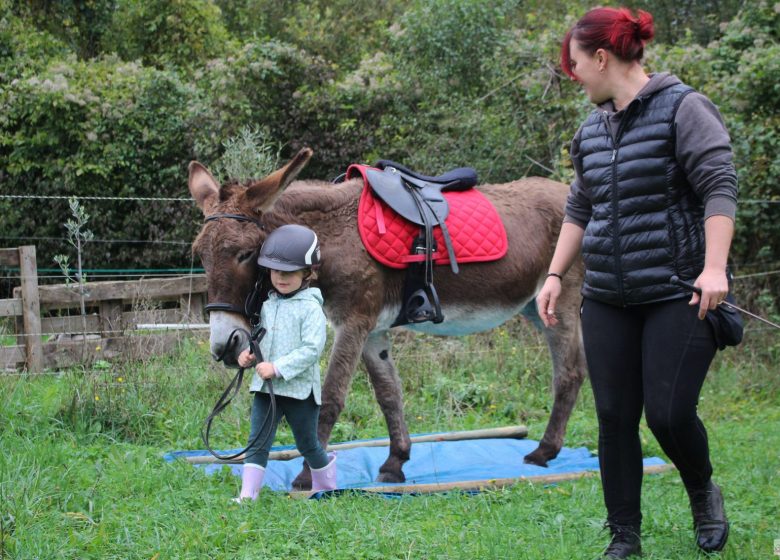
[165,435,667,493]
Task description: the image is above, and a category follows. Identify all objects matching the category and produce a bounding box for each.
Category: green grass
[1,318,778,559]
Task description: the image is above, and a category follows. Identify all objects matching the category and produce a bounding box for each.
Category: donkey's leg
[361,330,411,483]
[524,287,587,467]
[291,321,371,490]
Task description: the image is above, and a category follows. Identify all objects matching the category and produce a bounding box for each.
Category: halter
[204,212,265,228]
[203,212,266,324]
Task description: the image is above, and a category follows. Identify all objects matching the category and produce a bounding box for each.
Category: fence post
[180,292,205,322]
[99,300,124,337]
[18,245,43,371]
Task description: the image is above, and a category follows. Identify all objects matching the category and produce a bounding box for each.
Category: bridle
[203,213,266,322]
[200,212,276,462]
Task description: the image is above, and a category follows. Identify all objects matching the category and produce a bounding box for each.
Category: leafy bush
[193,39,332,167]
[0,4,70,79]
[648,2,780,310]
[100,0,232,69]
[2,0,115,59]
[0,1,777,313]
[0,54,207,272]
[392,0,515,95]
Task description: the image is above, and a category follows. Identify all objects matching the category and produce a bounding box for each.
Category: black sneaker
[686,481,729,552]
[602,523,641,559]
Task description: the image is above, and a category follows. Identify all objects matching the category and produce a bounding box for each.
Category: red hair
[561,7,654,78]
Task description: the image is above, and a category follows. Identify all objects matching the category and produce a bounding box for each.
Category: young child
[235,224,336,501]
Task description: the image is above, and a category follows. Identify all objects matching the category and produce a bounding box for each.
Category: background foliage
[0,0,778,311]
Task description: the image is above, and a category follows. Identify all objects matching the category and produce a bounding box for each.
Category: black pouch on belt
[706,292,744,350]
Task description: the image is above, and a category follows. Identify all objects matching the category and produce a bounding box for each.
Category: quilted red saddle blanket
[348,164,508,269]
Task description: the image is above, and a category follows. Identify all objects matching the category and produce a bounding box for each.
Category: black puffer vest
[577,83,704,306]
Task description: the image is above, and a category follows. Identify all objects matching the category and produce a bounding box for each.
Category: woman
[536,7,737,559]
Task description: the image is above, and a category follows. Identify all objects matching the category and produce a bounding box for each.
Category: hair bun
[636,9,655,42]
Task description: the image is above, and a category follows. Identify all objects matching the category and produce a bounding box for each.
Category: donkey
[189,148,587,489]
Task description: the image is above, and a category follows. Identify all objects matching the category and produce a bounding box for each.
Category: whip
[670,275,780,330]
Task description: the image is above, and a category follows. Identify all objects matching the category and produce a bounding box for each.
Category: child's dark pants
[244,391,330,470]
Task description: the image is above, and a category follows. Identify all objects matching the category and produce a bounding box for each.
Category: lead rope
[201,326,276,462]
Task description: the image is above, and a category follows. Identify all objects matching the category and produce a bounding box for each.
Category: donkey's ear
[246,148,313,210]
[188,161,220,212]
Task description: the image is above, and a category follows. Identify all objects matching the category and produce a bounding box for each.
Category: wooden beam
[184,425,529,465]
[29,275,207,306]
[99,299,124,336]
[0,345,25,371]
[124,308,187,327]
[181,292,205,323]
[0,248,20,267]
[36,332,191,370]
[0,299,22,318]
[40,315,102,336]
[286,463,676,498]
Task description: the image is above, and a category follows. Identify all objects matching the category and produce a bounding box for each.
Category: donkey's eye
[237,250,255,263]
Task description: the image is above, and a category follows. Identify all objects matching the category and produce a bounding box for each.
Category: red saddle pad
[348,164,508,269]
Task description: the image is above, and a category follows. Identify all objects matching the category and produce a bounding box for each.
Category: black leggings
[581,297,718,526]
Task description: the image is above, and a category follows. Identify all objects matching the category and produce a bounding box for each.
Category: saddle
[370,160,477,224]
[368,160,477,276]
[348,161,502,327]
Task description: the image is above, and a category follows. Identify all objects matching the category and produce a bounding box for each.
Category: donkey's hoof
[523,449,549,468]
[292,471,312,490]
[376,470,406,484]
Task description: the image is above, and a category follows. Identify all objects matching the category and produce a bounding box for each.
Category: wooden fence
[0,246,209,372]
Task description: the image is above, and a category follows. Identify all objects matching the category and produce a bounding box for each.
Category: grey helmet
[257,224,321,271]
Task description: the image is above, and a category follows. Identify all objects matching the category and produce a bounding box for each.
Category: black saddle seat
[376,160,477,191]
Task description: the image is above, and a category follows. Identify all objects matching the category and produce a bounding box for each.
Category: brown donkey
[189,148,587,489]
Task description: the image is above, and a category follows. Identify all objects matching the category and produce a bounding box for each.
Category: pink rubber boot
[234,464,265,502]
[311,453,337,492]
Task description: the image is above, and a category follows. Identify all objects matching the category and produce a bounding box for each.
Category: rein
[200,211,277,462]
[200,326,276,461]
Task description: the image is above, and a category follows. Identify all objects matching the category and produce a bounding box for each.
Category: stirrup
[404,287,443,324]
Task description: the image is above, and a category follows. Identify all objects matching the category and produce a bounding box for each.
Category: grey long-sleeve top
[565,72,738,228]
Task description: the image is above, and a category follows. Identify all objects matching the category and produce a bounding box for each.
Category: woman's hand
[692,215,735,319]
[690,267,729,320]
[536,276,563,328]
[255,362,277,380]
[536,222,584,328]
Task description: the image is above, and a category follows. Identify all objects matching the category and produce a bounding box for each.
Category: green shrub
[0,55,208,272]
[0,6,70,79]
[648,2,780,311]
[4,0,115,59]
[392,0,515,95]
[100,0,232,69]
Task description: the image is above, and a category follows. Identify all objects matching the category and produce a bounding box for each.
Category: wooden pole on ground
[183,425,528,465]
[286,463,676,498]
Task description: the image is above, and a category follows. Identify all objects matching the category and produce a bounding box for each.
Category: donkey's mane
[262,178,361,229]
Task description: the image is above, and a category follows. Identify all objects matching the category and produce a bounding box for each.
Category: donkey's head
[189,148,313,365]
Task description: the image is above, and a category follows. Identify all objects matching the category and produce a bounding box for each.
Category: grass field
[1,317,778,559]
